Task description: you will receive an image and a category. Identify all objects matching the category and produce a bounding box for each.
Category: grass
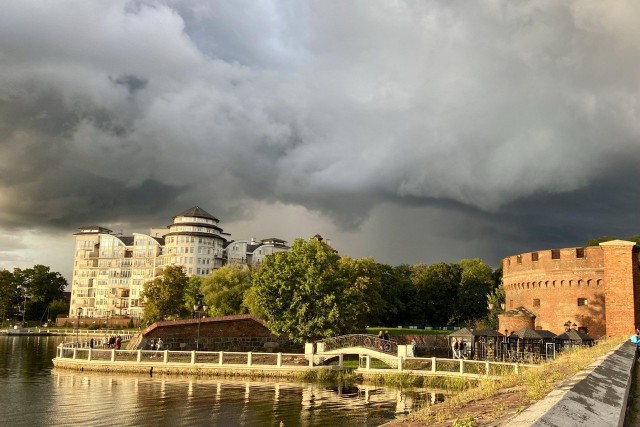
[366,372,477,390]
[366,327,452,336]
[405,337,625,424]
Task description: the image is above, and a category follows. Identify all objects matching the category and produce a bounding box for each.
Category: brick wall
[140,315,301,352]
[502,241,640,338]
[498,314,535,335]
[602,241,637,337]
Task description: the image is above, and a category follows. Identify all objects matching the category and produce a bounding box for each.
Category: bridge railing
[317,334,398,355]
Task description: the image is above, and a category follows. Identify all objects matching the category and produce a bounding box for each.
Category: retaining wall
[510,341,635,426]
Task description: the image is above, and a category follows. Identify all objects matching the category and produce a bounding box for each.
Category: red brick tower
[600,240,640,337]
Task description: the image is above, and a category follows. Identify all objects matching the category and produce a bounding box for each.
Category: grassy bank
[401,337,625,425]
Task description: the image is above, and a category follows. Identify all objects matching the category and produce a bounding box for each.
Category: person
[89,338,94,349]
[115,335,122,350]
[377,330,383,340]
[451,338,459,359]
[631,332,640,359]
[460,340,466,359]
[383,330,389,341]
[150,339,155,351]
[154,338,163,357]
[411,339,417,357]
[102,335,108,349]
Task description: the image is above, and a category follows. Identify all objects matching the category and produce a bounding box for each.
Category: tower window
[576,248,585,258]
[577,298,588,306]
[533,299,540,307]
[531,252,539,261]
[551,250,560,259]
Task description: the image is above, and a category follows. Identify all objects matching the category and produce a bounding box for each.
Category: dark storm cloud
[1,0,640,267]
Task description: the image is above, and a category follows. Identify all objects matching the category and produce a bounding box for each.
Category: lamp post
[76,308,82,345]
[193,296,208,351]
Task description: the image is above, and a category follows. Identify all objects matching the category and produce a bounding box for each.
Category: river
[0,335,444,426]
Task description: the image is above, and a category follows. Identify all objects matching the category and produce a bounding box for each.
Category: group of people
[451,337,467,359]
[88,335,122,350]
[377,330,390,341]
[149,338,162,357]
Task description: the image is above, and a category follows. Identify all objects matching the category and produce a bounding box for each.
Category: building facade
[225,237,290,266]
[69,206,288,320]
[500,240,640,338]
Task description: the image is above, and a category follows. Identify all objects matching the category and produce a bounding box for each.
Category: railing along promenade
[2,327,133,337]
[54,344,535,378]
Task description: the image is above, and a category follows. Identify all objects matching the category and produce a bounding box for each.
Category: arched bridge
[312,334,401,368]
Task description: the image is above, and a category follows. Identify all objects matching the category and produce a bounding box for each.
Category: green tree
[370,263,416,327]
[586,236,618,246]
[486,284,505,329]
[0,269,20,322]
[183,275,203,314]
[454,259,495,326]
[253,237,360,343]
[412,262,461,327]
[141,265,188,322]
[339,256,386,327]
[48,299,70,324]
[202,265,252,316]
[15,265,67,321]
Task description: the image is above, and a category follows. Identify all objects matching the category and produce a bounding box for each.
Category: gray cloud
[1,0,640,273]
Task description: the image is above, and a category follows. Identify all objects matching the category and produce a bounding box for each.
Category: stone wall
[502,241,640,338]
[139,336,302,353]
[140,315,301,353]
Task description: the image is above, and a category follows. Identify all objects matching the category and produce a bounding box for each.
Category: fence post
[485,361,490,376]
[366,355,371,371]
[88,348,92,361]
[191,351,196,365]
[111,349,115,362]
[459,359,464,374]
[277,353,282,368]
[515,363,519,374]
[398,356,403,372]
[163,350,168,363]
[309,354,314,368]
[247,352,252,367]
[73,348,77,360]
[432,357,437,373]
[219,351,224,366]
[338,354,343,368]
[137,350,142,363]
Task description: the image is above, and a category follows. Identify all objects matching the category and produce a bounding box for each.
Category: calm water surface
[0,335,443,426]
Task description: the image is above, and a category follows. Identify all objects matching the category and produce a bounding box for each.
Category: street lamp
[76,308,82,345]
[193,296,209,351]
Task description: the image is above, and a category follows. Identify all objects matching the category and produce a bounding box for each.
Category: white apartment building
[225,238,290,265]
[69,206,290,320]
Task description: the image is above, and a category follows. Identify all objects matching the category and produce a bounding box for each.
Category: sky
[1,0,640,282]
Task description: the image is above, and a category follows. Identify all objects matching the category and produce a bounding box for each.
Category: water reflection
[0,336,447,426]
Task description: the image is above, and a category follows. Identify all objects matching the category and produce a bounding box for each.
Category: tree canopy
[202,264,252,317]
[141,265,188,322]
[253,237,361,343]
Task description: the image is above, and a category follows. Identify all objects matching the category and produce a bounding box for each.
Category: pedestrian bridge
[309,334,406,368]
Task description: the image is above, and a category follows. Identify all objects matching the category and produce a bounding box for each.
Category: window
[551,249,560,259]
[531,252,539,261]
[576,248,585,258]
[577,298,588,306]
[533,299,540,307]
[516,255,522,264]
